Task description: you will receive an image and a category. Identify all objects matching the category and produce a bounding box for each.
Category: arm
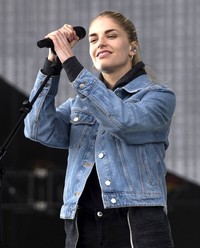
[24,24,80,148]
[68,68,176,143]
[24,71,72,149]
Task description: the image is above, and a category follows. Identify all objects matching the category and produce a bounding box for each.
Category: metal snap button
[98,152,104,159]
[79,83,85,89]
[97,211,103,217]
[105,180,111,186]
[111,198,117,204]
[73,116,79,122]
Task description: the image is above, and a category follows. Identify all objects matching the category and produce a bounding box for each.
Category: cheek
[122,43,130,53]
[120,46,130,60]
[89,46,95,61]
[115,41,130,56]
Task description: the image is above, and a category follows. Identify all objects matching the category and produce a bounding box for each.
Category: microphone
[37,26,86,52]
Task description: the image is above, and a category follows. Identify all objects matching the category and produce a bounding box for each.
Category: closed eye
[89,38,97,43]
[107,34,117,39]
[89,29,118,43]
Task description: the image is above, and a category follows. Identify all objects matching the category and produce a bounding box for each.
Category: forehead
[89,16,122,34]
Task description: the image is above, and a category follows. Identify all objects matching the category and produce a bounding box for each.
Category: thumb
[70,35,80,48]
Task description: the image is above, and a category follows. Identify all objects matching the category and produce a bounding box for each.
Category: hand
[47,48,56,62]
[45,24,80,63]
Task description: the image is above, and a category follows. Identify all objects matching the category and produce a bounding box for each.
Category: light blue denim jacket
[24,68,176,219]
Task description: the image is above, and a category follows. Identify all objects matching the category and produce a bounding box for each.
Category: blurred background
[0,0,200,247]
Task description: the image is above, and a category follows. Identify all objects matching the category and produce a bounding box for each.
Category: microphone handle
[37,26,86,53]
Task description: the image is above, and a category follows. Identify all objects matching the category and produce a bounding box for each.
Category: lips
[96,50,112,57]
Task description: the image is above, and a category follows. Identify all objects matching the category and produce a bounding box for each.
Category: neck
[102,66,132,89]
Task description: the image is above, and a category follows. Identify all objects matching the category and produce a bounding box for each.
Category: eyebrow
[88,29,118,38]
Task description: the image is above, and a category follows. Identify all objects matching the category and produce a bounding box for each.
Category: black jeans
[64,207,174,248]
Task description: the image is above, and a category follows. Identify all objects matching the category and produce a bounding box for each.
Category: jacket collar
[99,61,152,93]
[122,74,153,93]
[112,61,146,90]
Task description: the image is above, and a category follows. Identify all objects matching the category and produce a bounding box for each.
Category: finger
[48,48,56,61]
[53,28,79,49]
[61,24,79,42]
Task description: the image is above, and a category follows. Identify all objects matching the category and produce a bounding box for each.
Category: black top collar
[99,61,146,91]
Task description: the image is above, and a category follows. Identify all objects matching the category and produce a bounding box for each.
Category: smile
[96,50,112,58]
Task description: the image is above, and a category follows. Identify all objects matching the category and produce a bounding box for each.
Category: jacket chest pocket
[69,110,96,148]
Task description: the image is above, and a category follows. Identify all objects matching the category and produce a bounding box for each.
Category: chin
[96,63,113,73]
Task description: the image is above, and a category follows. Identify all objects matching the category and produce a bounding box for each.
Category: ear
[130,41,138,51]
[129,41,138,57]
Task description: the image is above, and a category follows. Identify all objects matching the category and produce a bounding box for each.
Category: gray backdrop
[0,0,200,185]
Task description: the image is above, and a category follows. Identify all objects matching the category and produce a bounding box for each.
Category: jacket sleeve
[70,69,176,143]
[24,70,71,149]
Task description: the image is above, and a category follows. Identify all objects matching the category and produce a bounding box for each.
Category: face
[89,16,133,75]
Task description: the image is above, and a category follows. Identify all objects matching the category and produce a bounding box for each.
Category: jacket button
[97,211,103,217]
[105,180,111,186]
[98,152,104,159]
[111,198,117,204]
[73,116,79,122]
[79,83,85,89]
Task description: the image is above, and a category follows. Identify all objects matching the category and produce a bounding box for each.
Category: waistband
[77,206,129,218]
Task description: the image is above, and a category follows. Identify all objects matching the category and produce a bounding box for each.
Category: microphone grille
[74,26,86,40]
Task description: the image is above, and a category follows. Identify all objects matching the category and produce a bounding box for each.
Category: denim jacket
[24,68,176,219]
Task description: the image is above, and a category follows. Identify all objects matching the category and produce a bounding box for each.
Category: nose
[97,36,107,48]
[98,43,106,49]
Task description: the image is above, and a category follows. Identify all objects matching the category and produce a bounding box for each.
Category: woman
[24,11,175,248]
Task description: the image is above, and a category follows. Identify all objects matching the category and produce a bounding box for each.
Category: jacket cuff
[63,56,84,82]
[41,58,62,76]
